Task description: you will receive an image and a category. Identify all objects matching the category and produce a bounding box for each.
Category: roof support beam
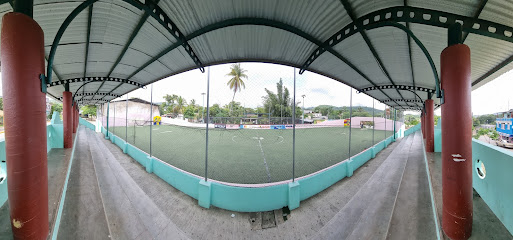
[299,6,513,95]
[339,0,410,108]
[472,54,513,87]
[462,0,488,43]
[46,0,204,83]
[47,77,143,88]
[84,5,92,78]
[91,0,159,101]
[404,0,418,106]
[122,18,405,108]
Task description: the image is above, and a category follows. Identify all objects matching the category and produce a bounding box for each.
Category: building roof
[2,0,513,111]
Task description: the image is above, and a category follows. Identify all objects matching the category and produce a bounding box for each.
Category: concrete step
[57,126,111,239]
[314,134,415,239]
[87,129,189,240]
[386,131,437,239]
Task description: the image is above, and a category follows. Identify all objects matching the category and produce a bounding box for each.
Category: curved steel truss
[358,85,435,94]
[47,77,143,88]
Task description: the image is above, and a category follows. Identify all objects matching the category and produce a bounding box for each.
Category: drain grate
[261,211,276,229]
[249,208,291,230]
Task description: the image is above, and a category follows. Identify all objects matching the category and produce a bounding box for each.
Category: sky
[115,62,387,111]
[0,61,509,116]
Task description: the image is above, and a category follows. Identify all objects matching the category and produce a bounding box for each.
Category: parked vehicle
[496,139,513,148]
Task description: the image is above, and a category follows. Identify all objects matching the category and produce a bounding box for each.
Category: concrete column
[1,12,49,238]
[441,25,473,240]
[425,99,435,152]
[63,93,72,147]
[73,102,77,133]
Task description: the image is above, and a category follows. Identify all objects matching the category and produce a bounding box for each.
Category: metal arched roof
[1,0,512,111]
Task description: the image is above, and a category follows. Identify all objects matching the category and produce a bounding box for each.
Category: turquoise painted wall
[100,124,406,212]
[472,139,513,235]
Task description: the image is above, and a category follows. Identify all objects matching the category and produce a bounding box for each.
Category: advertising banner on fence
[271,125,286,130]
[226,124,239,129]
[241,124,270,129]
[214,124,226,129]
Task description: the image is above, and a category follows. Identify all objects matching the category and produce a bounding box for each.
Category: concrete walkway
[426,151,513,239]
[52,125,445,239]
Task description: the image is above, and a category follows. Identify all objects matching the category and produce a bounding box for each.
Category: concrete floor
[1,127,508,239]
[0,138,73,239]
[52,126,442,239]
[426,150,513,239]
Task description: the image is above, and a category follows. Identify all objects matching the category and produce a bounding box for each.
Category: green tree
[80,105,97,117]
[226,63,248,111]
[262,78,294,118]
[183,105,196,119]
[0,97,3,110]
[48,102,63,118]
[175,96,187,114]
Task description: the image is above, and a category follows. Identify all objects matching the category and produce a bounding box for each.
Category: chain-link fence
[99,63,404,185]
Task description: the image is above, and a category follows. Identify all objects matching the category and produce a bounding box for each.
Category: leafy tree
[160,94,179,114]
[0,97,3,110]
[183,105,196,119]
[262,78,293,118]
[472,117,480,127]
[80,105,97,117]
[226,63,248,111]
[48,102,63,118]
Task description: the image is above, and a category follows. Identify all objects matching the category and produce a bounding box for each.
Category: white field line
[256,132,272,183]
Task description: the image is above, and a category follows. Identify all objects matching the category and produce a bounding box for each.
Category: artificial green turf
[110,124,393,184]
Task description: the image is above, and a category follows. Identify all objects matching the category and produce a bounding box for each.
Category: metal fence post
[113,101,116,136]
[292,68,296,182]
[348,88,353,160]
[205,67,211,181]
[125,94,128,142]
[372,99,375,146]
[150,83,153,157]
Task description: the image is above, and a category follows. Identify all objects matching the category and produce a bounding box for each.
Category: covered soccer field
[111,124,393,184]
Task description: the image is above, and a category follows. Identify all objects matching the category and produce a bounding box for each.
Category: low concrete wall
[472,139,513,235]
[100,121,409,212]
[0,112,65,209]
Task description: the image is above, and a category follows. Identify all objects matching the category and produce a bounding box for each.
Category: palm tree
[226,63,248,112]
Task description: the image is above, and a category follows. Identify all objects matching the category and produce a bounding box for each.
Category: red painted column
[441,44,472,239]
[425,100,434,152]
[73,102,77,133]
[63,93,73,148]
[1,12,49,239]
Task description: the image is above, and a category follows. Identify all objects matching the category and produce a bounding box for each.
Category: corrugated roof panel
[130,19,178,58]
[83,81,105,93]
[187,25,317,67]
[409,23,445,90]
[365,25,413,86]
[158,0,349,42]
[158,47,197,74]
[409,0,479,17]
[118,48,153,70]
[131,69,159,85]
[90,1,142,46]
[479,0,513,28]
[466,33,513,86]
[350,0,403,18]
[53,63,84,80]
[87,43,124,76]
[332,33,389,86]
[139,60,173,83]
[308,51,369,90]
[35,1,83,45]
